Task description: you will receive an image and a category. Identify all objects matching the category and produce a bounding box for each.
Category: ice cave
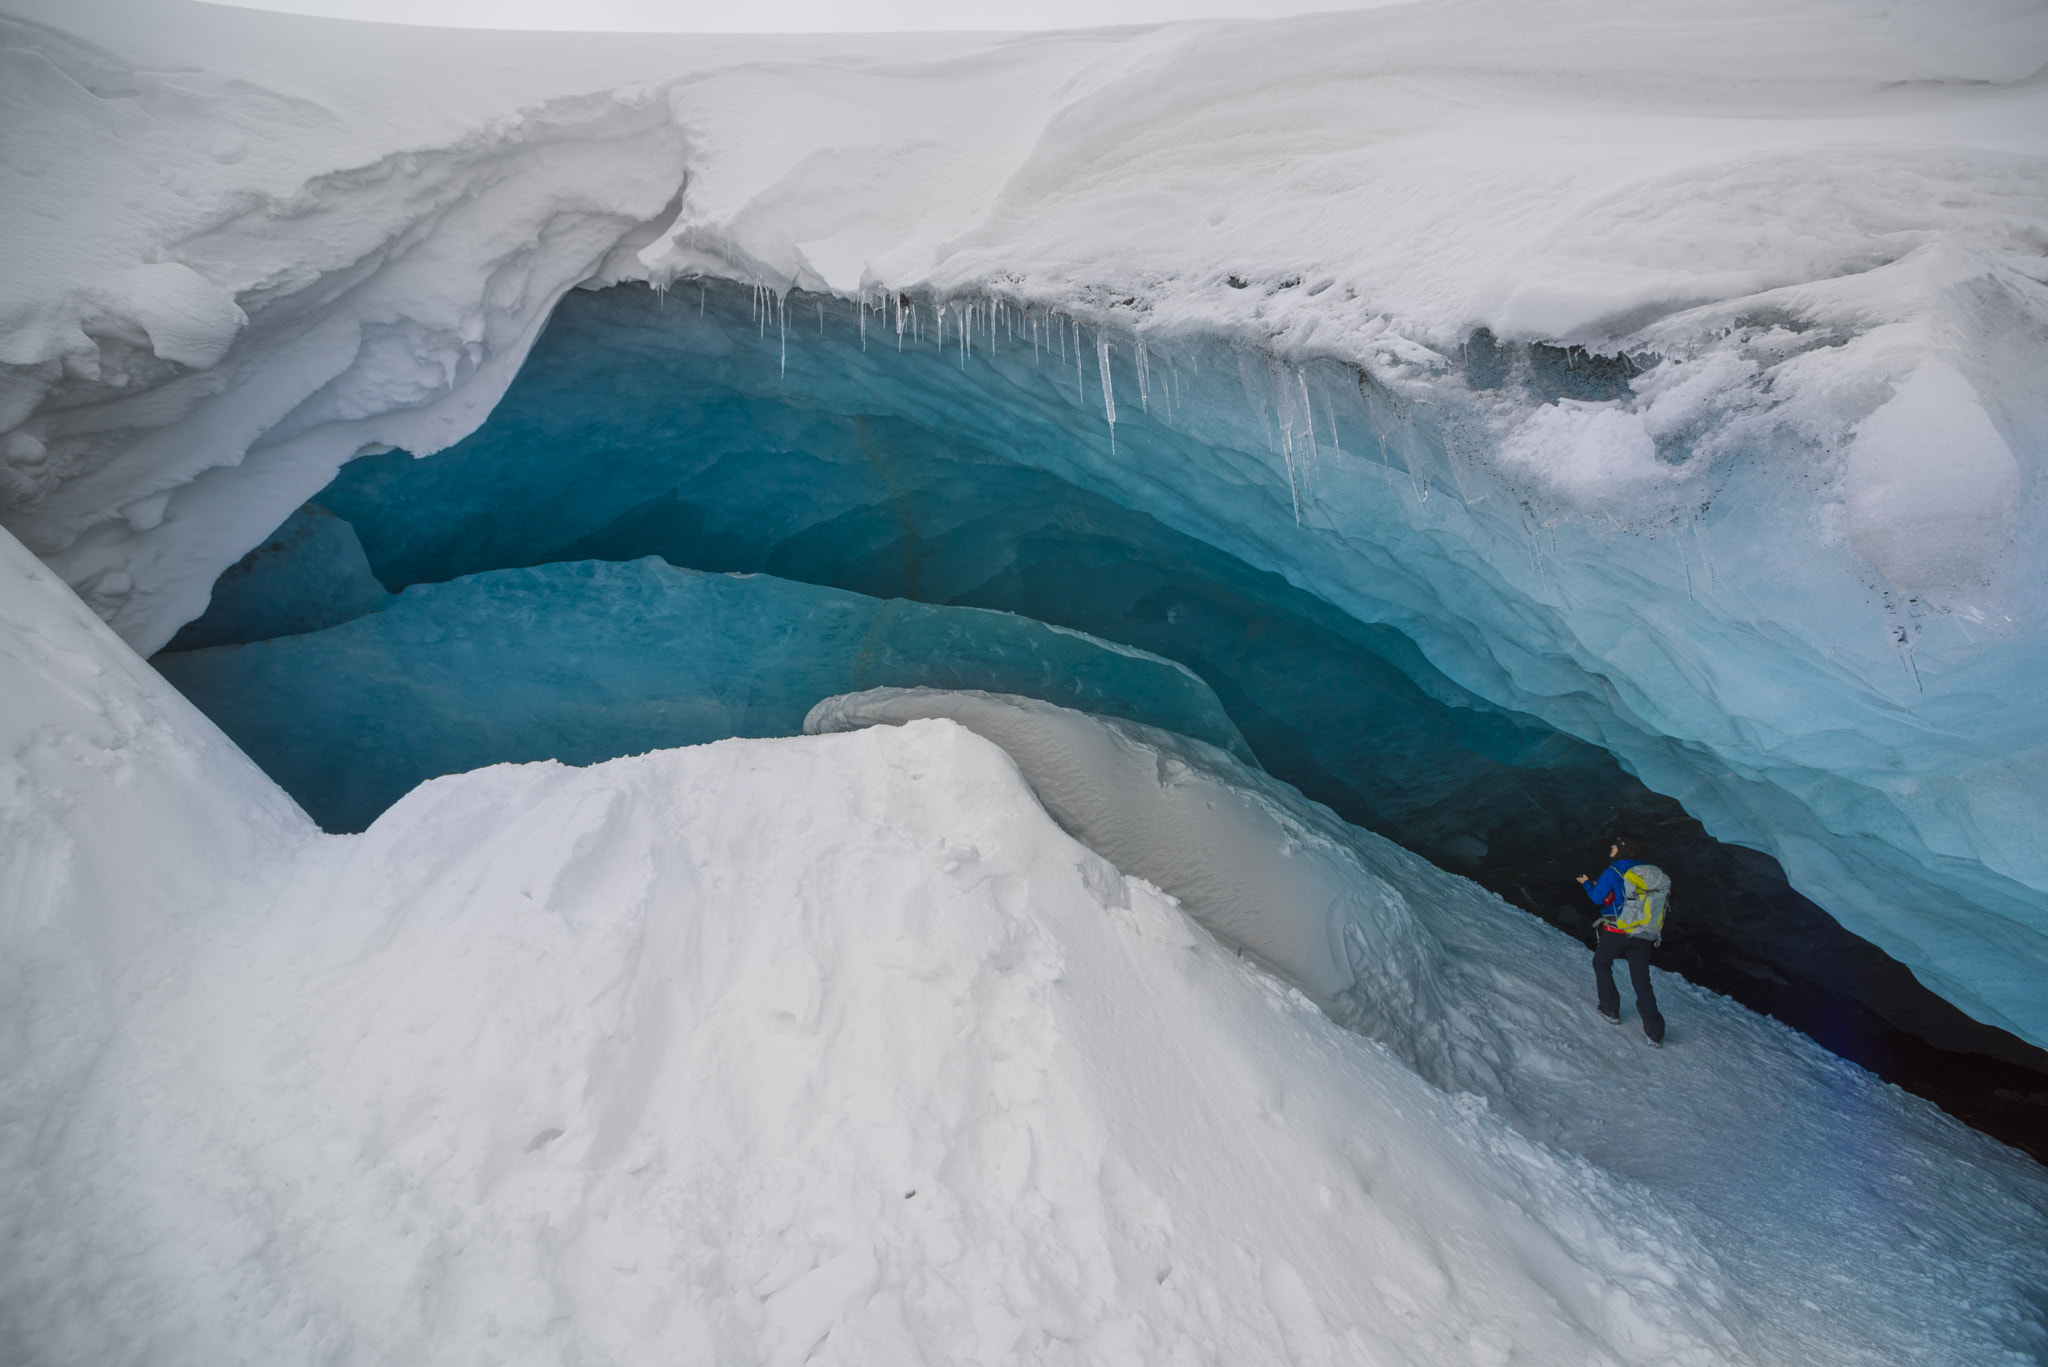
[4,0,2048,1364]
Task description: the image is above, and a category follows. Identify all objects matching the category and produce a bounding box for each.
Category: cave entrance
[152,279,2048,1158]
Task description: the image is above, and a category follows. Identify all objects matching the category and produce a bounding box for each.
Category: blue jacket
[1584,859,1642,924]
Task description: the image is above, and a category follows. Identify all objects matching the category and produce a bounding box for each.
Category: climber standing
[1576,838,1670,1047]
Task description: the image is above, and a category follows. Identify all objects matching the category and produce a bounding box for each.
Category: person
[1576,838,1667,1047]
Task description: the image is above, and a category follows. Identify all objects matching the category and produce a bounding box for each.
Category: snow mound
[807,687,1434,1019]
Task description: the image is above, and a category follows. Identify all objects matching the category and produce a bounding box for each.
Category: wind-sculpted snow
[7,532,2048,1365]
[153,554,1250,832]
[808,688,1433,1014]
[2,2,2046,1041]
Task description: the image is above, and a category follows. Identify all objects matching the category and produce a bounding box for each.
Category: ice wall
[154,553,1249,831]
[163,504,390,651]
[3,0,2047,1045]
[306,279,2048,1055]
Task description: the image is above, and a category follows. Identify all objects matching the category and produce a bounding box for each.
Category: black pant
[1594,931,1664,1042]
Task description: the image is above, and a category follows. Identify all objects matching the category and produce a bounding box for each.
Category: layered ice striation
[156,553,1246,833]
[314,285,1640,877]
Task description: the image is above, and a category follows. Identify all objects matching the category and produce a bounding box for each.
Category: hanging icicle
[1297,370,1320,492]
[1279,425,1303,526]
[1097,333,1117,453]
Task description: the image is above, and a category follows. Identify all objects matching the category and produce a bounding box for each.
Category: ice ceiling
[3,0,2047,1050]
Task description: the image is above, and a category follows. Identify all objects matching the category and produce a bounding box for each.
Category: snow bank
[7,538,2048,1362]
[807,687,1435,1018]
[2,1,2047,1050]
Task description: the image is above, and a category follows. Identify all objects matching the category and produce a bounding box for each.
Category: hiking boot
[1644,1034,1663,1048]
[1596,1006,1621,1025]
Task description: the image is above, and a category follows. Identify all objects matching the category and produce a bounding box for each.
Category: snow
[808,688,1420,1009]
[6,534,2048,1363]
[4,1,2048,1354]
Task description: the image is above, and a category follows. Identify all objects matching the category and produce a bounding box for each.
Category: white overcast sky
[201,0,1400,33]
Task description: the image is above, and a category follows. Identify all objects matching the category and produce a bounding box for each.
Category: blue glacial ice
[286,279,2048,1051]
[154,554,1248,833]
[314,288,1643,877]
[164,504,390,652]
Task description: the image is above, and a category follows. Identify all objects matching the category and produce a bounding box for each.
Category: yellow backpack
[1614,864,1671,940]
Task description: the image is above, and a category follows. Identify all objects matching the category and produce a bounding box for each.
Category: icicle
[778,291,787,377]
[936,304,944,352]
[1097,334,1117,453]
[1527,519,1551,596]
[1279,426,1302,525]
[699,280,706,315]
[1441,423,1476,506]
[859,289,867,351]
[1296,371,1320,490]
[1136,340,1150,415]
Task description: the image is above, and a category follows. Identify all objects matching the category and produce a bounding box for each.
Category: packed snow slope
[2,2,2047,1043]
[6,524,2048,1366]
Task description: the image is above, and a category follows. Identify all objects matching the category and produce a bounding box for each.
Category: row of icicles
[713,277,1360,523]
[695,275,1739,633]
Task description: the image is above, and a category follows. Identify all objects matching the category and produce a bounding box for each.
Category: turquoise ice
[155,555,1249,833]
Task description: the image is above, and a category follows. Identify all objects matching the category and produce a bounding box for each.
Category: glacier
[2,0,2044,1048]
[5,0,2048,1359]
